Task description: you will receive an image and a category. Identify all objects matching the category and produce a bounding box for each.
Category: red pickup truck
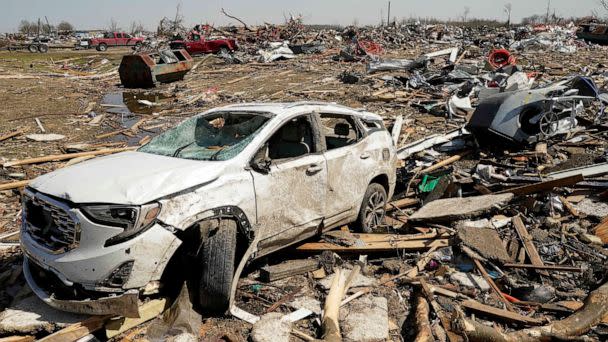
[169,32,237,55]
[86,32,145,51]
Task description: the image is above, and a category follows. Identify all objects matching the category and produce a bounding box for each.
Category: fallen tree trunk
[453,281,608,341]
[322,265,360,342]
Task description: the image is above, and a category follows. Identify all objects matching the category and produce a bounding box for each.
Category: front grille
[23,191,80,253]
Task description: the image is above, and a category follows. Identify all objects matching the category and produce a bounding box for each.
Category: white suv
[20,102,396,317]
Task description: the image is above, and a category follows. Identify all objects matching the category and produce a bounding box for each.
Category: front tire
[198,219,237,313]
[28,44,38,53]
[97,43,107,52]
[355,183,387,233]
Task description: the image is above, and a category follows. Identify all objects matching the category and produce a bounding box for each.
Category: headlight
[81,203,161,246]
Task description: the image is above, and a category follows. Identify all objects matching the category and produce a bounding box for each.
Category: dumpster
[119,49,193,88]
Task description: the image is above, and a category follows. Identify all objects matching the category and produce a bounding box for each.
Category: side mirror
[250,145,271,174]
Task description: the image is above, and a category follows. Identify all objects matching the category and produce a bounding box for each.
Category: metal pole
[387,1,391,26]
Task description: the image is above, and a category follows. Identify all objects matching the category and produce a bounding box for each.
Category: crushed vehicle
[84,31,145,51]
[19,102,397,317]
[169,30,238,56]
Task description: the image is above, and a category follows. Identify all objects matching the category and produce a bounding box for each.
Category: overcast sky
[2,0,604,32]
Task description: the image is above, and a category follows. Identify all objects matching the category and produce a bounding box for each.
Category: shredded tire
[198,219,237,312]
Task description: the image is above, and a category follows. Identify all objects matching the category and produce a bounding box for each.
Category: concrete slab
[458,226,512,262]
[450,272,491,292]
[0,295,88,334]
[340,296,389,342]
[409,193,513,222]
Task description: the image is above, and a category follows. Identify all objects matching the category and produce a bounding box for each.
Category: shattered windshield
[138,112,270,161]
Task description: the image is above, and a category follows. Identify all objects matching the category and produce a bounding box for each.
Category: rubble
[2,11,608,342]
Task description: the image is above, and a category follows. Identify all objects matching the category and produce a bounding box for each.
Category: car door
[319,113,376,226]
[250,114,327,255]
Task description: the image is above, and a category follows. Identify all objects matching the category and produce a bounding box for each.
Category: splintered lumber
[497,174,583,196]
[419,279,460,342]
[386,197,419,211]
[38,315,109,342]
[105,298,168,338]
[414,296,433,342]
[260,259,319,282]
[592,216,608,244]
[460,300,543,325]
[512,216,549,277]
[0,129,25,142]
[502,263,582,272]
[472,259,515,312]
[296,232,450,253]
[454,281,608,342]
[391,115,404,145]
[0,180,30,191]
[2,147,134,167]
[420,151,471,174]
[322,265,360,342]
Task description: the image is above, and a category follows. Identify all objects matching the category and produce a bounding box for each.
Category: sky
[2,0,604,33]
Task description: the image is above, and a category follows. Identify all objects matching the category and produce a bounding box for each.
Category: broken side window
[138,112,270,161]
[267,116,315,160]
[319,114,362,150]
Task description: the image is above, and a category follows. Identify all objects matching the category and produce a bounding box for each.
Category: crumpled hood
[30,151,225,205]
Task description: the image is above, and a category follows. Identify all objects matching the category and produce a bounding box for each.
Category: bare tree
[129,21,145,36]
[504,3,512,26]
[108,18,120,32]
[221,8,251,30]
[18,20,37,35]
[600,0,608,12]
[462,6,471,22]
[57,21,74,32]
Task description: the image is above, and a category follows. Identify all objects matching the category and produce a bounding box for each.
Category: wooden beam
[512,216,549,276]
[260,259,318,282]
[2,147,134,167]
[420,151,471,174]
[473,258,515,312]
[592,216,608,244]
[460,299,544,325]
[419,279,460,342]
[502,263,582,272]
[386,197,419,211]
[0,180,30,191]
[0,129,25,142]
[497,174,583,196]
[296,238,450,253]
[105,298,168,338]
[38,315,109,342]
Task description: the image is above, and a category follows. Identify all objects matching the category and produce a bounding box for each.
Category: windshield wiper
[172,142,196,157]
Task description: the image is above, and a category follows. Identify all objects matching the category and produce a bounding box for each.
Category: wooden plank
[419,279,461,342]
[472,259,515,312]
[592,216,608,244]
[497,174,583,196]
[0,180,30,191]
[512,216,549,276]
[386,197,419,211]
[296,238,450,253]
[2,147,135,167]
[559,196,580,217]
[105,298,168,339]
[260,259,318,282]
[502,263,582,272]
[0,129,25,142]
[460,299,544,325]
[38,315,108,342]
[0,337,34,342]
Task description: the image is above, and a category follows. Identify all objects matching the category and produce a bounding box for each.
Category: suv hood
[30,151,225,205]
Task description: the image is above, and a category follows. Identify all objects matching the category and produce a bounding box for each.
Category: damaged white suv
[20,102,396,317]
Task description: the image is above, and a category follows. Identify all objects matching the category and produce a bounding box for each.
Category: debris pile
[1,17,608,342]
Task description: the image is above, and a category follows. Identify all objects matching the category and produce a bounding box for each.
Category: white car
[20,102,397,316]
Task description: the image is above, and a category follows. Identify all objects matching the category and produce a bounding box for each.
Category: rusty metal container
[119,49,193,88]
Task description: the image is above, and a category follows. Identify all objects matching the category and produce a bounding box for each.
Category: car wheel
[37,44,48,53]
[218,46,230,55]
[28,44,38,53]
[355,183,387,233]
[98,43,107,52]
[198,219,237,312]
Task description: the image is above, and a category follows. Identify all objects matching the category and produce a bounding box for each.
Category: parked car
[84,32,145,51]
[20,102,396,317]
[169,31,237,55]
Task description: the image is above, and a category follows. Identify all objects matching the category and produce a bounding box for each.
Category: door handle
[306,164,323,174]
[360,153,371,160]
